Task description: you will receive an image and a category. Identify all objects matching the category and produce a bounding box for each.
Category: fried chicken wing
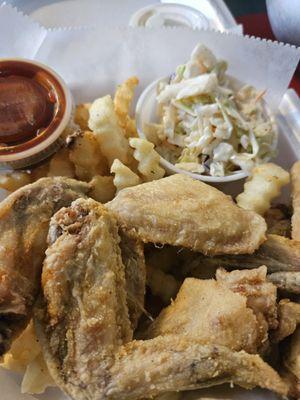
[0,177,90,356]
[216,267,278,330]
[34,199,287,399]
[146,278,260,353]
[181,234,300,275]
[268,271,300,294]
[107,174,266,255]
[272,299,300,342]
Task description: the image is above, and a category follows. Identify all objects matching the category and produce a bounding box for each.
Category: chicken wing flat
[146,278,260,354]
[181,234,300,275]
[107,174,266,255]
[35,199,287,399]
[0,177,90,356]
[268,271,300,294]
[291,161,300,240]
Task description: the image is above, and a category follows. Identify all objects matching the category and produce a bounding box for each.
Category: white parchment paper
[0,3,299,109]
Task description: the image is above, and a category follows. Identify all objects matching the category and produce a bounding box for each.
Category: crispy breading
[107,174,267,255]
[272,299,300,342]
[181,234,300,276]
[34,199,287,400]
[268,271,300,294]
[0,178,90,355]
[146,278,260,354]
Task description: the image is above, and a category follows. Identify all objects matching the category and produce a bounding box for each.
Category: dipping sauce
[0,59,72,168]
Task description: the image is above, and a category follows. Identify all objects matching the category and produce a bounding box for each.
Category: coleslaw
[146,44,278,177]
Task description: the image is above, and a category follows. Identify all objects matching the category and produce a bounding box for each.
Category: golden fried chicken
[146,278,260,353]
[216,266,278,351]
[180,235,300,275]
[107,174,267,255]
[0,177,90,356]
[272,300,300,342]
[268,271,300,294]
[34,199,287,399]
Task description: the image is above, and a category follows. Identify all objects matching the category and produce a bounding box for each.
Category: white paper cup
[136,76,277,184]
[129,3,210,30]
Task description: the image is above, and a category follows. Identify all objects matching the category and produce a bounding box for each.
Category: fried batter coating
[108,174,267,255]
[146,278,260,354]
[0,178,90,356]
[34,199,287,400]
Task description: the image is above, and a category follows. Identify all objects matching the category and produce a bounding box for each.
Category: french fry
[146,264,181,305]
[0,171,31,192]
[114,76,139,138]
[89,95,132,167]
[74,103,91,131]
[69,131,108,181]
[129,138,165,182]
[21,353,54,394]
[47,147,75,178]
[30,162,50,182]
[89,175,116,203]
[236,163,290,215]
[1,321,40,373]
[111,159,141,193]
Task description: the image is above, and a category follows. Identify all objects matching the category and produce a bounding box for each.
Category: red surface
[237,13,300,95]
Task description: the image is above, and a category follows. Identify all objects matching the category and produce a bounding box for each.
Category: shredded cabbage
[151,43,277,177]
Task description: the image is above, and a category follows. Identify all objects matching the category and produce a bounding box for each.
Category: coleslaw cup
[135,76,278,184]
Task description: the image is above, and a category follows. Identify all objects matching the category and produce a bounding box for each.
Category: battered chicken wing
[0,177,90,356]
[181,234,300,275]
[107,174,267,255]
[272,300,300,343]
[35,199,287,399]
[216,267,278,330]
[146,278,260,353]
[216,267,278,353]
[268,271,300,294]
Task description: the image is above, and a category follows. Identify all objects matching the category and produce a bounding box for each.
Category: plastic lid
[129,3,210,29]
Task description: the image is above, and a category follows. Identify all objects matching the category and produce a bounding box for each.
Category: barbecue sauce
[0,60,66,157]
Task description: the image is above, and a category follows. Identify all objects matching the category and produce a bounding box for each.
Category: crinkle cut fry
[35,198,287,400]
